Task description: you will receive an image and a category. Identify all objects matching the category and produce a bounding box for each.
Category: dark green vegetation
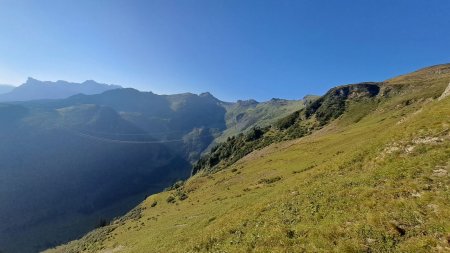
[47,64,450,253]
[192,82,379,174]
[0,87,305,253]
[216,96,316,143]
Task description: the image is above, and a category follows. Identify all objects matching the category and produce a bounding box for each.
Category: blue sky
[0,0,449,101]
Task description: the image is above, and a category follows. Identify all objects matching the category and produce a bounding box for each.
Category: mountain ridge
[45,63,450,253]
[0,84,308,253]
[0,78,122,102]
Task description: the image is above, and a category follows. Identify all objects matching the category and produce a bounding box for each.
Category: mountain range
[0,85,309,253]
[0,78,122,102]
[44,64,450,253]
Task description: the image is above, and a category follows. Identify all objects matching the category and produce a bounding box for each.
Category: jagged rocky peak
[329,82,381,99]
[236,99,258,106]
[199,91,213,97]
[267,98,290,105]
[24,77,42,85]
[199,92,221,102]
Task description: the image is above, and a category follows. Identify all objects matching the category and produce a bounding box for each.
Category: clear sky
[0,0,449,101]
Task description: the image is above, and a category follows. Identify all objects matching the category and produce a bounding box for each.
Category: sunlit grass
[46,68,450,253]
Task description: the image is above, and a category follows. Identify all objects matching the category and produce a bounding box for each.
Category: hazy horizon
[1,0,449,101]
[2,61,449,102]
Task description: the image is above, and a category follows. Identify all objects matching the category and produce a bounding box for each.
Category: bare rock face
[439,82,450,101]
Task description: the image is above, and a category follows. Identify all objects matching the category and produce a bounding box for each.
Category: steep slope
[192,83,381,174]
[24,88,307,163]
[0,103,191,253]
[47,64,450,253]
[29,88,228,163]
[0,78,122,101]
[0,88,308,253]
[7,84,314,162]
[216,96,318,143]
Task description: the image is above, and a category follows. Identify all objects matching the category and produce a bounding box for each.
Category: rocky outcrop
[438,82,450,101]
[305,82,381,125]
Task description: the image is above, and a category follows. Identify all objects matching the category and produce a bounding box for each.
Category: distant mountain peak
[96,87,141,97]
[0,78,123,102]
[199,92,221,102]
[269,98,287,102]
[236,99,259,106]
[199,91,213,97]
[25,77,41,84]
[81,79,97,84]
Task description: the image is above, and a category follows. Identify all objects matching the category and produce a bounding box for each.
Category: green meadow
[48,64,450,253]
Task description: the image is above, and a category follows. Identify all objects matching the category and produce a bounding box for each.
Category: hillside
[47,64,450,253]
[0,89,228,253]
[0,103,192,253]
[0,87,306,253]
[216,96,318,144]
[0,78,122,101]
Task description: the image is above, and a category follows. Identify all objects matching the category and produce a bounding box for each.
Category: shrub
[245,127,265,141]
[166,196,176,203]
[258,176,282,184]
[276,110,301,130]
[286,229,295,239]
[178,192,188,201]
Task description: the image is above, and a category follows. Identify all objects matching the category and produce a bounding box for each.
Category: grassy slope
[47,65,450,253]
[216,99,308,143]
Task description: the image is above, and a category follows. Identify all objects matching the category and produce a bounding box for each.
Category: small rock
[405,146,415,153]
[438,82,450,101]
[433,169,448,177]
[385,146,400,154]
[427,204,439,213]
[413,136,443,145]
[422,184,432,191]
[366,238,376,244]
[411,191,422,197]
